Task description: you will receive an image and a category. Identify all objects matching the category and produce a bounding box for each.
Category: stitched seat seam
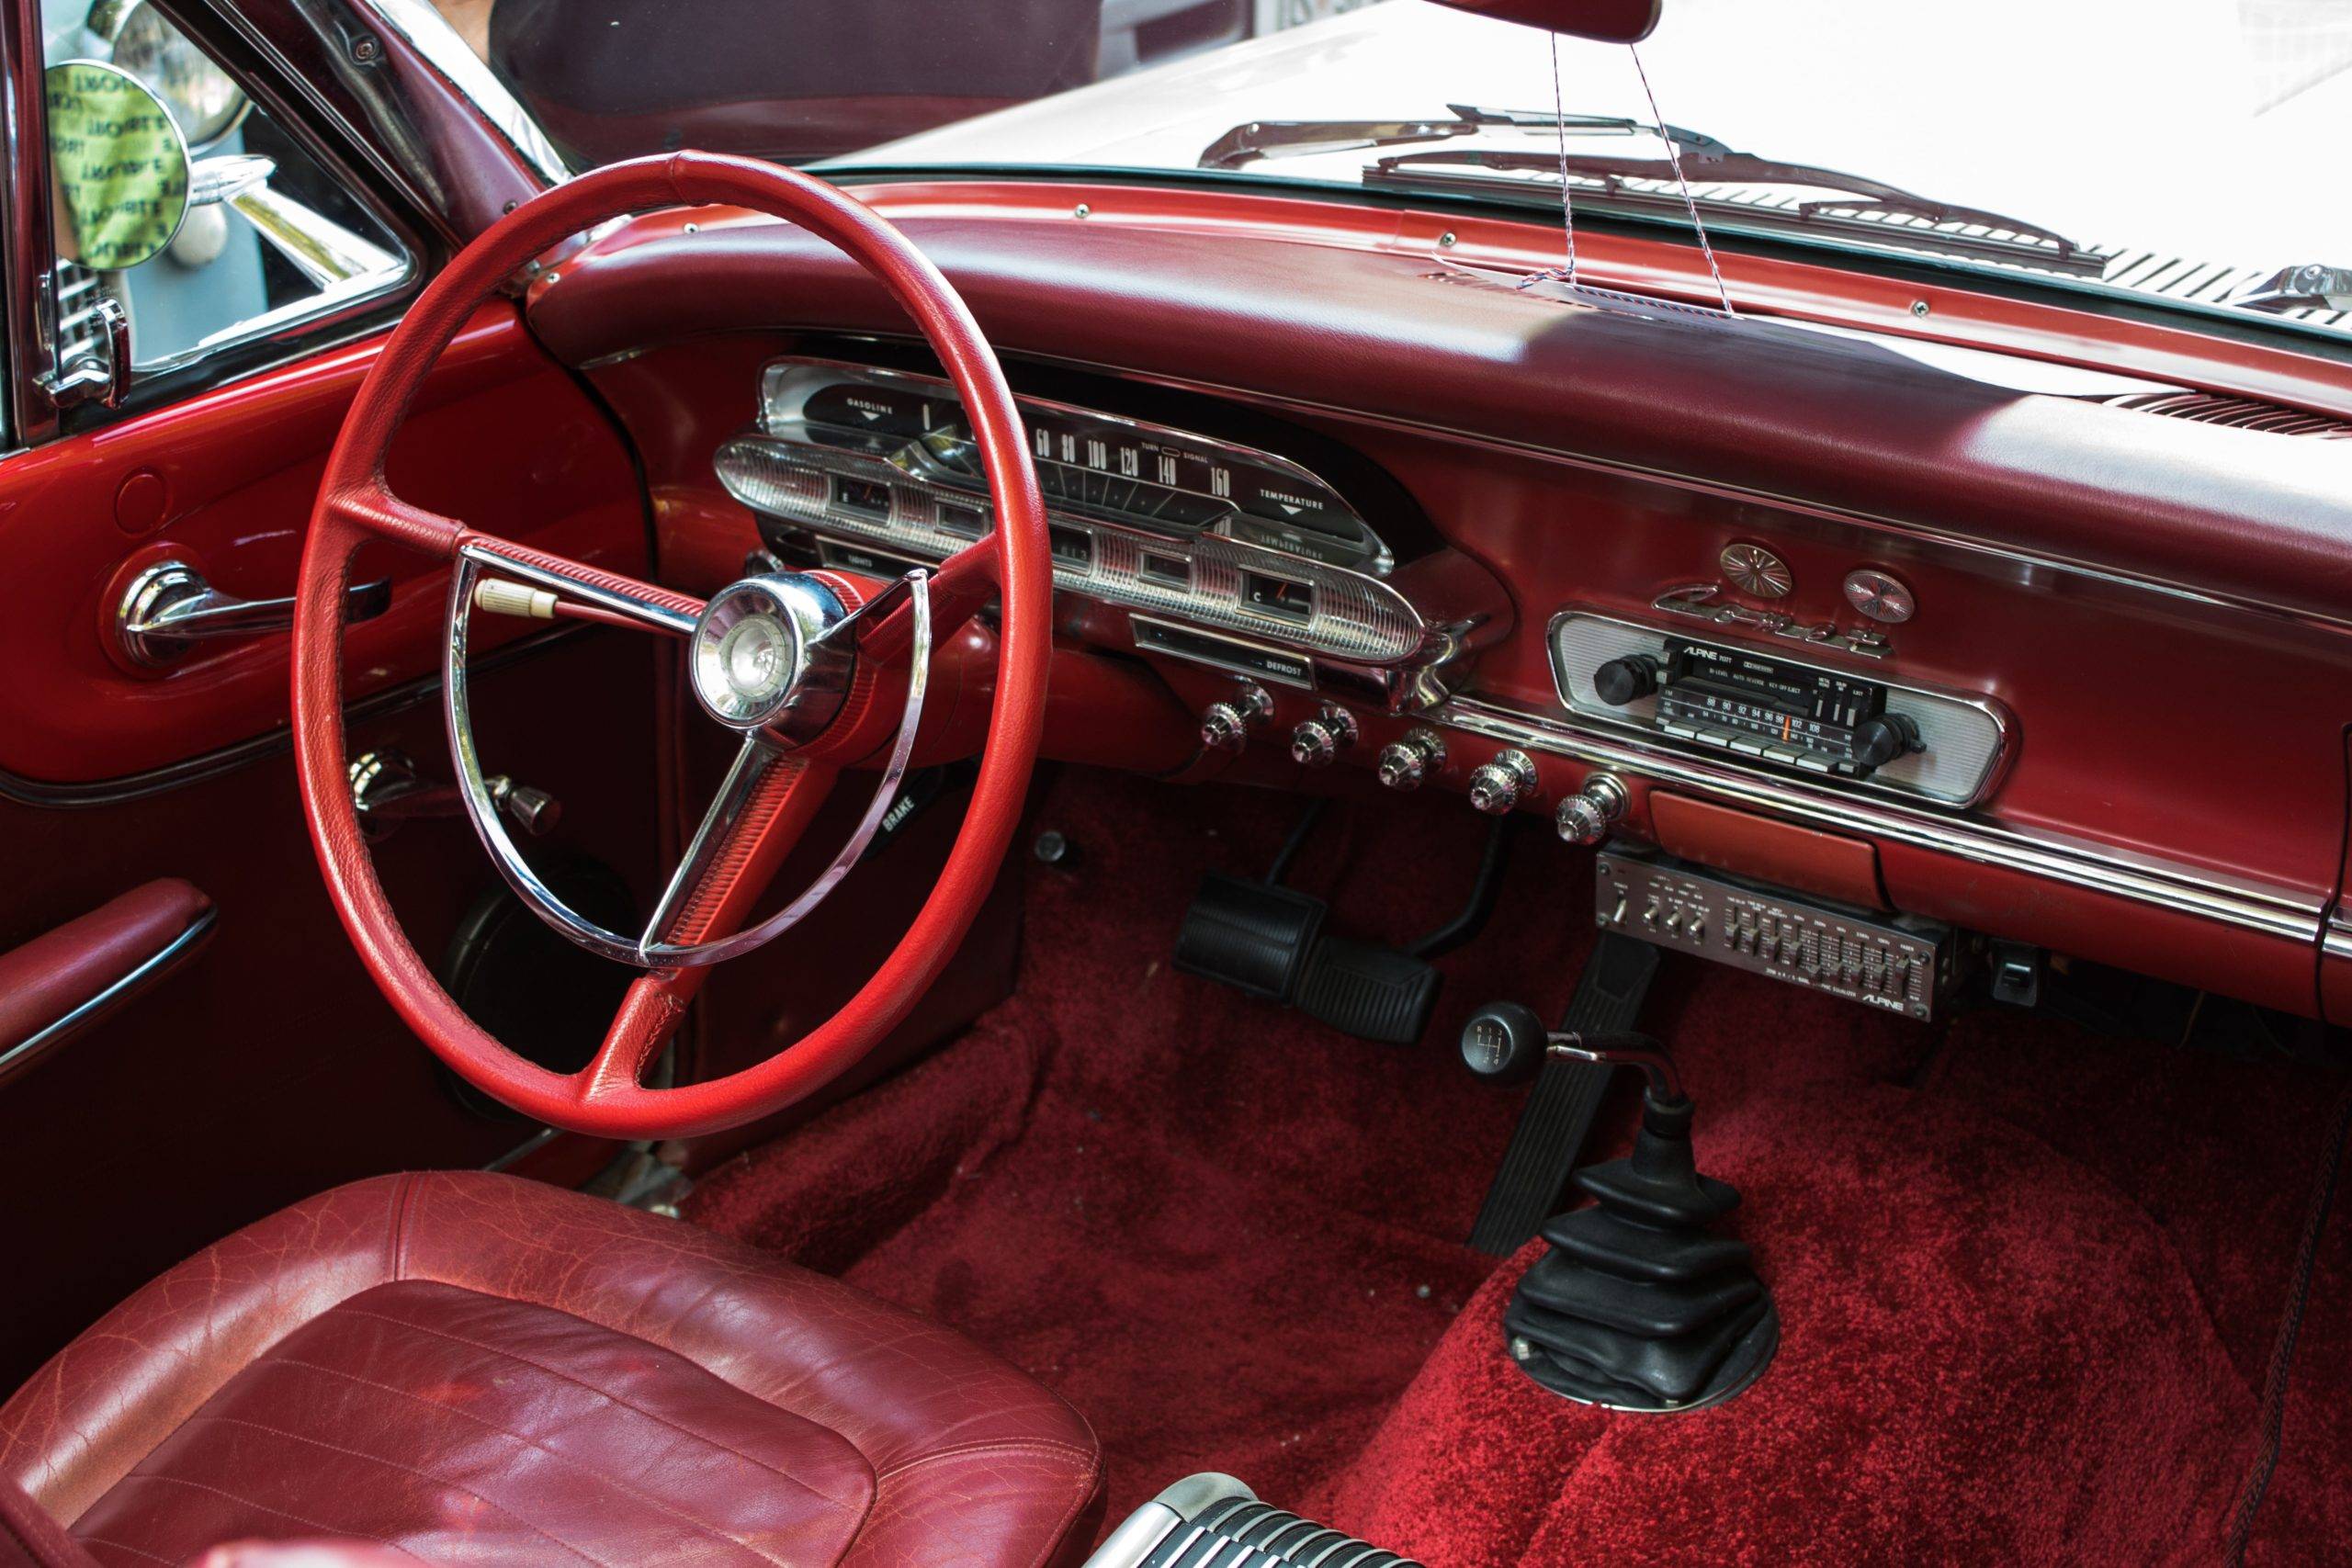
[873,1438,1101,1484]
[178,1413,605,1566]
[334,1303,868,1517]
[260,1353,802,1565]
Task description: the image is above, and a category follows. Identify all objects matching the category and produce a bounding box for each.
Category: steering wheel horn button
[689,573,847,737]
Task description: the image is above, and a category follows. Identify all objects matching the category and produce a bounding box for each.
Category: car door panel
[0,300,645,784]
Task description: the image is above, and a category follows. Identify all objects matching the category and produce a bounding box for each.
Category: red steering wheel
[292,153,1050,1140]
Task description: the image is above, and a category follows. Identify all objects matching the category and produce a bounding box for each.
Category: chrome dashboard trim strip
[1438,694,2323,943]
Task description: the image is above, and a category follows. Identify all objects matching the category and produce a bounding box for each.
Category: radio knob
[1289,705,1359,769]
[1375,727,1447,791]
[1849,712,1922,770]
[1592,654,1663,706]
[1466,750,1539,816]
[1198,681,1273,753]
[1555,772,1630,846]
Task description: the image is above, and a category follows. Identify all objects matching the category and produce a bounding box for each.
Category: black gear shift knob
[1461,1001,1549,1082]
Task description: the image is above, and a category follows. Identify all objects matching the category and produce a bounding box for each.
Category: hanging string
[1517,31,1578,290]
[1629,43,1735,316]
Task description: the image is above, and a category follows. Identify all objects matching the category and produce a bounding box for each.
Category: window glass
[41,0,412,381]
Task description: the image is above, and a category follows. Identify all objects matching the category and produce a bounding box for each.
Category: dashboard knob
[1555,772,1630,846]
[1289,705,1360,769]
[1849,712,1921,770]
[1592,654,1662,706]
[1460,1000,1549,1083]
[1375,727,1446,791]
[1465,750,1539,816]
[1198,680,1273,753]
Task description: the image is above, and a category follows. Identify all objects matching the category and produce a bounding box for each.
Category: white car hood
[863,0,2349,282]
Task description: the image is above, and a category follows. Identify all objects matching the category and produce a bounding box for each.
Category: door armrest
[0,879,215,1086]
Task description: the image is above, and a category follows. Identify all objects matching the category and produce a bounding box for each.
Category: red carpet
[686,766,2351,1564]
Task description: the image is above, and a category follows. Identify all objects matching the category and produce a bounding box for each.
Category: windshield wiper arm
[1364,147,2108,276]
[1198,103,1724,171]
[2233,264,2352,314]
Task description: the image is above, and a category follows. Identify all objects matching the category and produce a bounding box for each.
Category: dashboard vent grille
[2099,390,2352,438]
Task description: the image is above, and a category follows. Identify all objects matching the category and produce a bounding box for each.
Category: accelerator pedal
[1466,931,1659,1255]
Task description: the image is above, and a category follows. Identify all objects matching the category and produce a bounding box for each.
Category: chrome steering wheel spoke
[444,551,933,972]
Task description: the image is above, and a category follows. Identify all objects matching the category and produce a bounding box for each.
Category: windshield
[442,0,2352,340]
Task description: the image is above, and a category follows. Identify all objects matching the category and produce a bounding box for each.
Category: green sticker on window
[47,60,189,272]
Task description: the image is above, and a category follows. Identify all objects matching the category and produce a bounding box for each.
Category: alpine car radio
[1549,609,2009,807]
[1647,638,1919,775]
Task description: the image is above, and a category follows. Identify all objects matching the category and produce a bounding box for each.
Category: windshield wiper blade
[1198,102,1724,171]
[1364,147,2109,276]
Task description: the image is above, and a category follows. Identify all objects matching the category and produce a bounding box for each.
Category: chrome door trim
[1437,694,2324,944]
[0,902,217,1075]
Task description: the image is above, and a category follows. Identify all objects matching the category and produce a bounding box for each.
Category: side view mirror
[45,59,190,272]
[1425,0,1662,43]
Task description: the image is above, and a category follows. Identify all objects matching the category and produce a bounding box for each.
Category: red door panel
[0,301,645,784]
[0,299,663,1382]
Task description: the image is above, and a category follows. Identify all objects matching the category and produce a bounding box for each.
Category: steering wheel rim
[291,152,1051,1140]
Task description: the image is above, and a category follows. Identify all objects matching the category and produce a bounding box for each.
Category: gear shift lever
[1464,1007,1778,1413]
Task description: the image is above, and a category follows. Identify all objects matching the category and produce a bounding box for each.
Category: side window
[40,0,412,403]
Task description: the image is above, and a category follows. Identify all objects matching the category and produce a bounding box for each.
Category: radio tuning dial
[1849,712,1922,770]
[1289,705,1360,769]
[1198,680,1273,753]
[1555,773,1630,846]
[1592,655,1662,706]
[1466,750,1540,816]
[1375,727,1446,791]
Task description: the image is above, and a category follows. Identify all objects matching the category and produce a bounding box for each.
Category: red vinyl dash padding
[687,767,2350,1564]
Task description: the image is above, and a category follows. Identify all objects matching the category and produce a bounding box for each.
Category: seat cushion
[0,1173,1102,1567]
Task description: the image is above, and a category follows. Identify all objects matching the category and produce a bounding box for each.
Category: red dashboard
[522,178,2352,1025]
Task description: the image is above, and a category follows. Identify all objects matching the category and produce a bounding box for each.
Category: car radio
[1603,638,1922,777]
[1548,609,2009,807]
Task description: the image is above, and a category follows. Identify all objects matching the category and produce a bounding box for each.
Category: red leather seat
[0,1173,1102,1566]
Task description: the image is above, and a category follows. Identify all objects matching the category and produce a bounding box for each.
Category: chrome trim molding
[0,904,217,1076]
[1438,694,2323,944]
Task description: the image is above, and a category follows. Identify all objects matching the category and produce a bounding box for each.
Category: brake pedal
[1466,931,1659,1255]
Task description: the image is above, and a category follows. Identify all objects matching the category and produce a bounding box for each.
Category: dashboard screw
[1073,203,1091,220]
[349,34,380,62]
[683,221,699,233]
[1439,231,1457,248]
[1910,299,1931,317]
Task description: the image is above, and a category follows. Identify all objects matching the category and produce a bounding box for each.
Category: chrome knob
[1555,772,1630,846]
[1375,727,1447,791]
[1465,750,1539,816]
[1289,705,1359,768]
[1199,681,1273,753]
